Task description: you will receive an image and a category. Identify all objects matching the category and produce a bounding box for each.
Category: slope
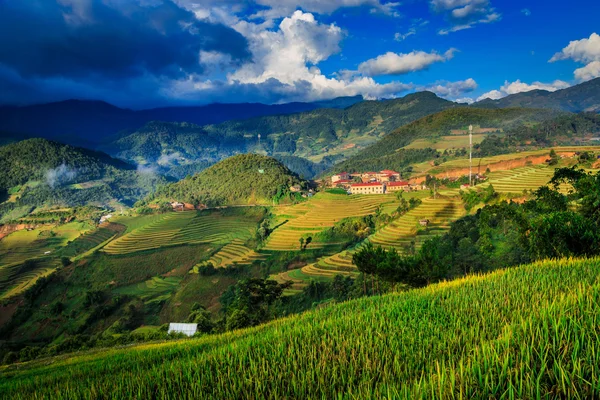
[332,107,562,173]
[1,257,598,398]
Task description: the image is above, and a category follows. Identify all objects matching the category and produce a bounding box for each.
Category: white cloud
[455,97,474,104]
[550,33,600,64]
[521,8,531,16]
[477,79,571,101]
[421,78,478,99]
[431,0,500,35]
[250,0,402,20]
[394,29,416,41]
[356,49,456,77]
[574,61,600,81]
[550,33,600,81]
[394,18,429,41]
[164,10,416,103]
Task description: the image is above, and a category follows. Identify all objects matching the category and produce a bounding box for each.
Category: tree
[299,237,305,250]
[304,236,312,250]
[60,256,72,267]
[548,149,559,166]
[222,278,291,331]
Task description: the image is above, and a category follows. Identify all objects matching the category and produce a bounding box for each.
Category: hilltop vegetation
[2,256,599,398]
[0,139,166,222]
[145,154,305,207]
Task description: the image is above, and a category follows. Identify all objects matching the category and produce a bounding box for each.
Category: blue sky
[0,0,599,108]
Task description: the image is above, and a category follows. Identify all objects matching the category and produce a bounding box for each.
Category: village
[330,170,429,195]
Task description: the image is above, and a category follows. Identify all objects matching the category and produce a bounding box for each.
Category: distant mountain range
[475,77,600,112]
[0,96,363,147]
[99,91,458,178]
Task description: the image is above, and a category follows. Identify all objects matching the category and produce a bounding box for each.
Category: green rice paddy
[2,257,599,399]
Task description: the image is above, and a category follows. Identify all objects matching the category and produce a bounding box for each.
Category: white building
[168,323,198,337]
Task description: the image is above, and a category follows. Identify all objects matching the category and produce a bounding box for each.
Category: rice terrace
[2,2,600,397]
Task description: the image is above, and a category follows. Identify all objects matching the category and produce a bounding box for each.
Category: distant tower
[469,124,473,186]
[257,134,261,148]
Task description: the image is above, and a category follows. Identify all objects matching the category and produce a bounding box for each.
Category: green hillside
[0,139,167,222]
[2,257,599,398]
[146,154,305,207]
[332,107,562,173]
[102,92,457,178]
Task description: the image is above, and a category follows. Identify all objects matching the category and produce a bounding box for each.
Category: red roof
[352,183,384,187]
[387,181,409,187]
[364,171,378,175]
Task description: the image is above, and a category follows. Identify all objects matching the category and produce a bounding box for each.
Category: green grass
[2,257,600,398]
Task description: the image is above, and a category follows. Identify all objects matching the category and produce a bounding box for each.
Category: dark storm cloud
[0,0,250,85]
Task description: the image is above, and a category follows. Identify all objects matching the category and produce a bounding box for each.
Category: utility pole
[257,134,261,150]
[469,124,473,186]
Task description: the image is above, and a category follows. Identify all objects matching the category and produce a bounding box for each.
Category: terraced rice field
[282,196,465,289]
[0,258,59,299]
[103,211,258,255]
[60,222,125,258]
[263,193,397,251]
[191,240,266,272]
[479,165,565,194]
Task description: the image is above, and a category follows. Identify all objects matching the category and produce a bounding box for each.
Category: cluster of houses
[331,170,427,195]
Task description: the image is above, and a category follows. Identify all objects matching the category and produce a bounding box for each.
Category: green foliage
[147,154,305,207]
[220,278,291,331]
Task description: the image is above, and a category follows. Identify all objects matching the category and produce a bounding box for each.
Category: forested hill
[202,91,456,159]
[475,77,600,112]
[0,138,132,190]
[0,139,167,222]
[145,154,305,207]
[104,92,458,179]
[331,107,561,173]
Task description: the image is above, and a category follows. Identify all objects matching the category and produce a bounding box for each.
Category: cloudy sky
[0,0,599,108]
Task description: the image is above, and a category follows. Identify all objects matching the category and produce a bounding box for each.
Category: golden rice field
[263,192,397,251]
[103,211,258,255]
[190,239,266,272]
[479,165,567,194]
[279,196,465,289]
[3,257,599,399]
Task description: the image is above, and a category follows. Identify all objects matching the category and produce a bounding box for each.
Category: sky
[0,0,599,109]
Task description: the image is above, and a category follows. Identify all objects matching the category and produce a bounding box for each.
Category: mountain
[0,97,364,146]
[475,77,600,112]
[145,154,305,207]
[106,92,458,178]
[332,107,562,173]
[0,138,167,222]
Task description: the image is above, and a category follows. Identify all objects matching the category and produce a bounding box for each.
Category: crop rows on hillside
[191,240,267,272]
[103,212,257,255]
[263,193,396,251]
